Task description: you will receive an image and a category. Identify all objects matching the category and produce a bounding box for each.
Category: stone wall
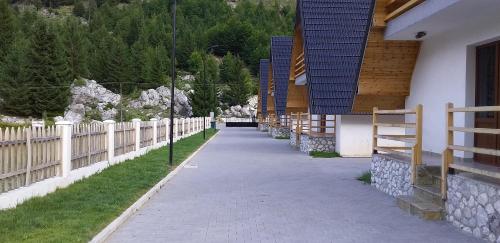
[259,123,269,132]
[290,132,298,148]
[299,134,336,153]
[272,127,290,138]
[446,174,500,242]
[371,154,413,197]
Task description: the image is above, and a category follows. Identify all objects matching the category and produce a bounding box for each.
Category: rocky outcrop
[223,95,257,118]
[129,86,192,117]
[63,79,192,123]
[64,79,120,122]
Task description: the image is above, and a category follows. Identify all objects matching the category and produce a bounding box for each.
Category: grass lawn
[309,151,341,158]
[357,171,372,184]
[0,129,217,243]
[274,136,290,140]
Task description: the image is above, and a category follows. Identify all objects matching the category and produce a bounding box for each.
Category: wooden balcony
[294,51,305,79]
[385,0,424,22]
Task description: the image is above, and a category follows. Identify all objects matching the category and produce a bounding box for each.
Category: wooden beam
[384,0,424,22]
[449,127,500,135]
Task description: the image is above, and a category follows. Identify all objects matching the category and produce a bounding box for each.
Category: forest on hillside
[0,0,295,119]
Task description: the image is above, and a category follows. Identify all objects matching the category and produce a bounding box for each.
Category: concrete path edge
[90,131,220,243]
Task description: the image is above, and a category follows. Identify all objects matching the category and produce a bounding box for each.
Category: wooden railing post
[372,107,378,154]
[415,104,423,165]
[442,103,454,199]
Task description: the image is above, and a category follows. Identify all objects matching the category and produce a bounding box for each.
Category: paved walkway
[107,127,480,243]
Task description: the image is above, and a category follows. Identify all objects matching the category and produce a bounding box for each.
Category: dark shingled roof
[297,0,375,114]
[259,59,270,116]
[270,36,293,117]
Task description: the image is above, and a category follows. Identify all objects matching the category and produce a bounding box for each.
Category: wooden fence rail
[372,104,422,184]
[0,126,61,193]
[441,103,500,198]
[114,122,135,156]
[71,123,107,170]
[140,122,154,148]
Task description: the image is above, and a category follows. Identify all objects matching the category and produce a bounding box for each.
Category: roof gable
[270,36,293,117]
[297,0,375,114]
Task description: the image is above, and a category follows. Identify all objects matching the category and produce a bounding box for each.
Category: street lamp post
[168,0,176,167]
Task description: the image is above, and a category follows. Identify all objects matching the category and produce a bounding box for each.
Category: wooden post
[442,103,454,199]
[415,104,423,165]
[372,107,378,154]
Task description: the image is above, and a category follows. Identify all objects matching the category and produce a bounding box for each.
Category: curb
[90,131,220,243]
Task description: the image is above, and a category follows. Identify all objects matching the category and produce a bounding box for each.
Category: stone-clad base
[446,174,500,242]
[271,127,290,138]
[290,132,298,148]
[371,154,413,197]
[299,134,335,153]
[259,123,269,132]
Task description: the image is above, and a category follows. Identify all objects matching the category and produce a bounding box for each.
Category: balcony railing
[441,103,500,198]
[372,105,423,184]
[294,51,305,79]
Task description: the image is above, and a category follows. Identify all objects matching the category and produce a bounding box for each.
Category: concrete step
[396,195,444,220]
[413,184,443,206]
[416,166,442,186]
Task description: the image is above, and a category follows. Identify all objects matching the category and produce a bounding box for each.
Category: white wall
[336,115,405,157]
[405,18,500,157]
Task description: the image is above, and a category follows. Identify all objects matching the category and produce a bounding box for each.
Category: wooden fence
[140,122,154,148]
[309,115,335,137]
[441,103,500,198]
[0,126,61,193]
[157,120,167,143]
[372,105,423,184]
[71,123,107,170]
[114,122,136,156]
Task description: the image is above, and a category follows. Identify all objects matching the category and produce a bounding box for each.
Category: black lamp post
[168,0,176,167]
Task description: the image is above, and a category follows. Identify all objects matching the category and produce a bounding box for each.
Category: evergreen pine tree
[103,37,133,93]
[73,0,86,18]
[62,17,90,80]
[0,0,15,59]
[0,39,32,116]
[190,53,217,117]
[25,20,72,117]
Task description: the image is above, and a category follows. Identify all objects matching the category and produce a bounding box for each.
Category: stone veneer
[446,174,500,242]
[259,123,269,132]
[371,154,413,197]
[299,134,336,153]
[290,132,298,148]
[271,127,290,138]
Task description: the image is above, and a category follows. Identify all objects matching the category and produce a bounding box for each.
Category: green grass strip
[309,151,341,158]
[274,136,290,140]
[0,129,217,243]
[357,171,372,184]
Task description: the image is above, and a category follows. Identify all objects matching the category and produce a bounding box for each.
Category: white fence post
[132,118,141,151]
[151,118,158,146]
[181,118,185,138]
[173,118,178,141]
[56,121,72,177]
[164,118,169,144]
[103,120,115,163]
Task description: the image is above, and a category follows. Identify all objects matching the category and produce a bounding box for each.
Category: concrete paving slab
[107,127,481,243]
